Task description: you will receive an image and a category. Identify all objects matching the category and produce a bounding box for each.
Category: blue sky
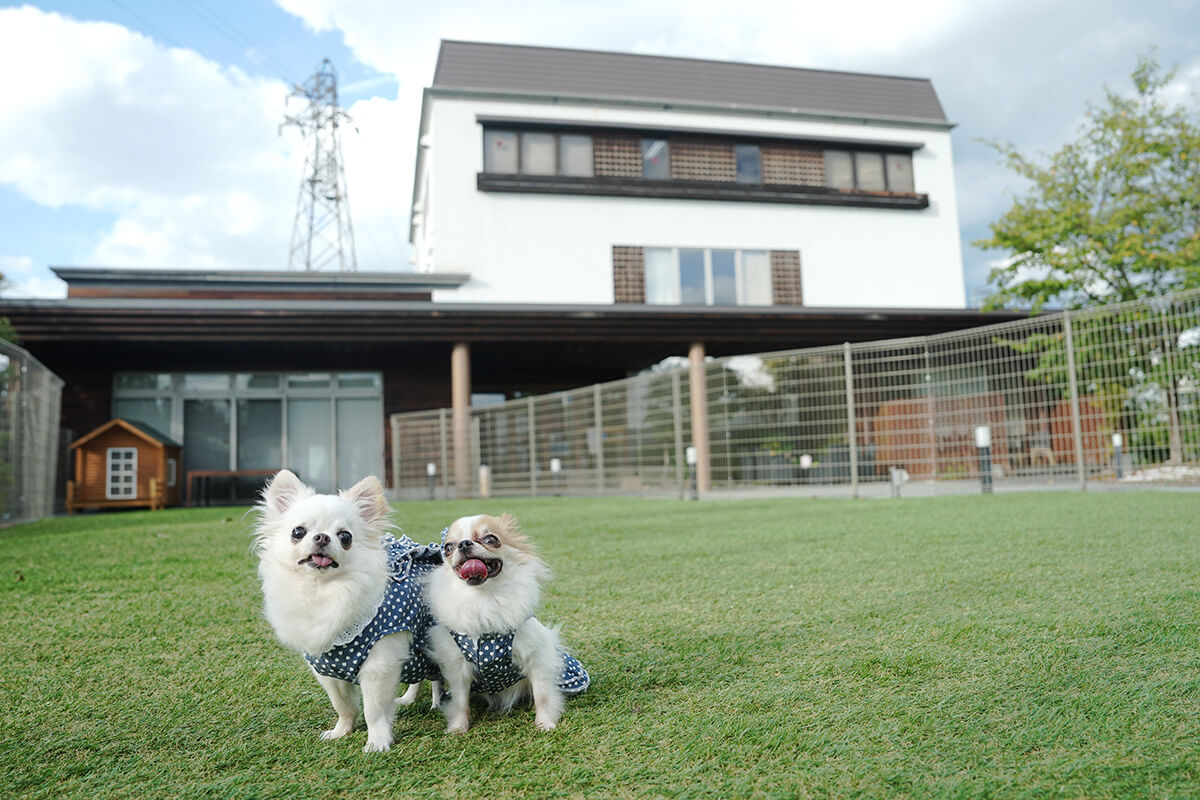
[1,0,1198,304]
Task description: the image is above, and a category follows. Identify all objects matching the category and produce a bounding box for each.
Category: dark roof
[432,40,949,125]
[52,267,469,296]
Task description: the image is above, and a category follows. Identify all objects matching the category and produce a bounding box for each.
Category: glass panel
[825,150,854,189]
[520,132,556,175]
[114,398,172,436]
[237,399,282,470]
[854,152,886,190]
[559,135,593,177]
[886,152,914,192]
[483,130,518,173]
[642,139,669,180]
[337,372,382,390]
[287,372,331,390]
[235,373,280,391]
[337,397,383,489]
[679,248,706,306]
[644,248,681,305]
[711,250,737,306]
[287,398,332,492]
[183,399,231,476]
[183,373,231,393]
[741,251,773,306]
[115,373,171,392]
[735,144,761,183]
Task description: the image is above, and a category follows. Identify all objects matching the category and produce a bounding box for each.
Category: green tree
[976,53,1200,311]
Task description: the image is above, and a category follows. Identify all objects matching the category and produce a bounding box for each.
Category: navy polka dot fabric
[304,534,444,685]
[448,629,591,696]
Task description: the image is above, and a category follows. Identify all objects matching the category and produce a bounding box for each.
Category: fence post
[593,383,604,495]
[924,341,938,481]
[1061,310,1087,490]
[843,342,859,499]
[438,408,449,496]
[527,397,537,498]
[672,371,684,498]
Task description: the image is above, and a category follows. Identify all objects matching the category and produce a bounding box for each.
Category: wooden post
[66,480,75,514]
[451,343,472,498]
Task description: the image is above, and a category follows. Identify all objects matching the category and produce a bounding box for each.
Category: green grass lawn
[2,492,1198,799]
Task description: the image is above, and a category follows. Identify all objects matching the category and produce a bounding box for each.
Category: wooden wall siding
[593,135,642,177]
[75,430,164,503]
[612,246,646,303]
[770,251,804,306]
[669,139,736,182]
[762,145,824,186]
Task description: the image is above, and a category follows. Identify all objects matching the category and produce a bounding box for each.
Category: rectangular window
[678,248,706,305]
[183,374,231,392]
[886,152,914,192]
[183,398,231,475]
[288,398,333,492]
[520,132,557,175]
[106,447,138,499]
[642,139,670,180]
[644,248,680,305]
[825,150,854,189]
[854,152,886,190]
[167,458,177,488]
[741,251,773,306]
[734,144,761,183]
[114,397,172,436]
[711,250,737,306]
[484,130,518,173]
[559,135,594,177]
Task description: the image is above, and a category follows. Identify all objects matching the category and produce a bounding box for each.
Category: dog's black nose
[312,533,331,548]
[457,540,474,552]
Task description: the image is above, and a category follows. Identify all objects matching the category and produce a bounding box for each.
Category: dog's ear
[342,476,391,530]
[498,512,519,534]
[262,469,312,516]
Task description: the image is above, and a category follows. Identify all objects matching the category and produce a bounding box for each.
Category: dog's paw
[396,683,420,706]
[445,712,469,734]
[319,722,354,741]
[534,717,558,732]
[362,735,393,753]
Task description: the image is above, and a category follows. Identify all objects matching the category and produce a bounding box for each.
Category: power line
[105,0,188,50]
[176,0,297,85]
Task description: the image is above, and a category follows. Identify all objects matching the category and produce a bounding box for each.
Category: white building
[411,41,965,309]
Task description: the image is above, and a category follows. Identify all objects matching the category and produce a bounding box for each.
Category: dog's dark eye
[481,534,500,548]
[337,530,352,549]
[443,542,455,556]
[291,526,307,541]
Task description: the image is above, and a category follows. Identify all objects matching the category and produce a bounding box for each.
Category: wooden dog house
[67,419,182,512]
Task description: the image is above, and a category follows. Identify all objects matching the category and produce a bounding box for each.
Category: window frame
[483,128,594,178]
[106,447,138,500]
[643,248,775,307]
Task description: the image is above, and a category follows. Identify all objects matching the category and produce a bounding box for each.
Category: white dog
[424,513,589,733]
[254,470,441,752]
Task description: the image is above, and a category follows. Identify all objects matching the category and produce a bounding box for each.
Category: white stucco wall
[415,95,966,308]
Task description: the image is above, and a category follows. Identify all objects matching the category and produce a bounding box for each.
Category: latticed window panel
[612,246,646,303]
[770,251,803,306]
[669,139,736,182]
[593,135,642,177]
[762,145,825,186]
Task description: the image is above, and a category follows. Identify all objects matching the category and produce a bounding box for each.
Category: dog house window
[106,447,138,499]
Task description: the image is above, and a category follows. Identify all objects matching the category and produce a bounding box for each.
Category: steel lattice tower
[283,59,357,271]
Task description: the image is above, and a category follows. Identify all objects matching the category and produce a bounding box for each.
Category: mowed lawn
[2,492,1198,799]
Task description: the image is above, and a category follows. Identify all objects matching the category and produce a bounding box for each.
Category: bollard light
[426,462,437,477]
[685,446,699,501]
[549,458,562,474]
[974,425,993,494]
[685,446,698,466]
[1112,432,1124,479]
[1112,433,1123,448]
[799,454,813,469]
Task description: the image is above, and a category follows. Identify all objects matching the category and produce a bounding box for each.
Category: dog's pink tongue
[311,554,333,567]
[459,559,488,580]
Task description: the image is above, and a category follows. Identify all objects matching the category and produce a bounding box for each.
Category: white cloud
[0,6,407,274]
[0,255,66,298]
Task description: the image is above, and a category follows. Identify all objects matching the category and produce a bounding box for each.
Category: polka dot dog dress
[305,534,444,685]
[448,629,591,696]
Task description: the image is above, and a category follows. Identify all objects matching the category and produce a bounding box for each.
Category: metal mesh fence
[0,340,64,523]
[390,288,1200,498]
